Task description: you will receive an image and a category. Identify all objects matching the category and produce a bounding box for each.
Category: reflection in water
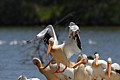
[0,40,27,46]
[0,26,120,80]
[88,39,97,45]
[0,40,6,45]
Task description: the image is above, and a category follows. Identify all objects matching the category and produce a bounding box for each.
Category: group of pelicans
[18,22,120,80]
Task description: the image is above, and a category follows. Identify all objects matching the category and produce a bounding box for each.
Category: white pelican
[73,52,99,67]
[73,54,94,80]
[36,22,82,73]
[49,62,74,80]
[17,75,40,80]
[33,57,61,80]
[72,54,94,68]
[85,52,107,67]
[72,54,88,68]
[73,53,107,80]
[74,64,93,80]
[46,22,81,72]
[33,57,74,80]
[91,53,107,80]
[104,57,120,80]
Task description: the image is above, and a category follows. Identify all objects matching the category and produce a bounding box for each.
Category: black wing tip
[87,55,94,60]
[115,70,120,74]
[43,32,52,44]
[87,52,99,60]
[75,33,82,50]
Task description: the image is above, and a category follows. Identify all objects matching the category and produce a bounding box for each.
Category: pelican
[73,53,107,80]
[104,57,120,80]
[87,52,107,67]
[36,22,82,73]
[73,54,94,80]
[91,53,107,80]
[17,75,40,80]
[73,52,98,67]
[33,57,61,80]
[72,53,94,68]
[72,54,89,68]
[76,53,107,79]
[33,57,74,80]
[46,22,81,73]
[74,64,93,80]
[49,62,74,80]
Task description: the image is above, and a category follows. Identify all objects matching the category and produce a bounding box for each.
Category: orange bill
[46,43,52,60]
[108,63,111,79]
[72,59,84,68]
[95,56,98,66]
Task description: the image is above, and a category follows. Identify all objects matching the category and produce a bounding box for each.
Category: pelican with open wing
[36,22,82,73]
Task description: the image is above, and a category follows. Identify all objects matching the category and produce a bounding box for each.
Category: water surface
[0,26,120,80]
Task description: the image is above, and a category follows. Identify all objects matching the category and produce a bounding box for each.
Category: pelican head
[49,37,54,46]
[69,22,82,50]
[46,37,54,60]
[17,75,27,80]
[81,54,88,63]
[33,57,42,68]
[72,54,88,68]
[107,57,112,79]
[108,57,112,64]
[77,54,83,62]
[77,54,88,64]
[69,22,80,39]
[94,53,99,66]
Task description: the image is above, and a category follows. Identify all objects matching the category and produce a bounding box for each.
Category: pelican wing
[75,33,82,50]
[59,63,74,80]
[111,63,120,74]
[36,27,49,39]
[29,78,40,80]
[63,22,82,59]
[85,66,93,76]
[115,70,120,74]
[111,63,120,70]
[36,25,58,45]
[63,38,81,59]
[98,60,107,69]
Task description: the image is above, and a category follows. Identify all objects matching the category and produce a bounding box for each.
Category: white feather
[59,63,74,80]
[69,25,79,32]
[17,75,40,80]
[85,65,93,76]
[36,25,58,46]
[63,38,81,59]
[36,27,49,39]
[111,63,120,70]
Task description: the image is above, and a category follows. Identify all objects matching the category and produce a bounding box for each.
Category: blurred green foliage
[0,0,120,25]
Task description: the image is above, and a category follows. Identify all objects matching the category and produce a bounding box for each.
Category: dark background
[0,0,120,26]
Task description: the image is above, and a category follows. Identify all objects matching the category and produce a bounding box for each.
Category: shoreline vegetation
[0,0,120,26]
